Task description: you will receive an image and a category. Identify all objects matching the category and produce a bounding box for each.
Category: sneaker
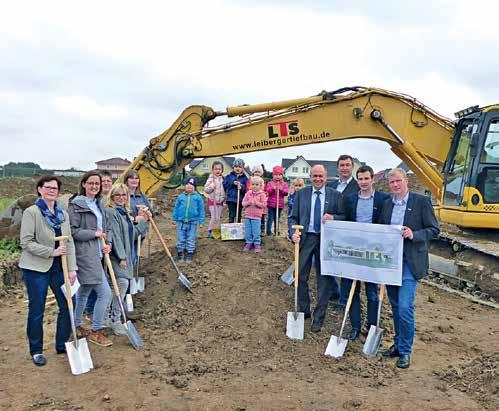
[185,253,194,263]
[243,243,252,252]
[32,353,47,366]
[207,231,213,238]
[88,329,113,347]
[176,251,184,262]
[111,321,128,336]
[76,325,90,338]
[254,244,261,253]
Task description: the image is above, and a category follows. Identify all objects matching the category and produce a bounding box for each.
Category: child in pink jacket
[265,165,288,236]
[242,176,267,253]
[203,161,225,238]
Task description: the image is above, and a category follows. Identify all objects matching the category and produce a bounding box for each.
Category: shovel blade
[125,321,144,351]
[137,277,145,292]
[325,335,348,358]
[286,312,304,340]
[65,338,93,375]
[178,273,193,293]
[129,279,139,295]
[363,325,384,356]
[280,263,294,285]
[126,294,134,312]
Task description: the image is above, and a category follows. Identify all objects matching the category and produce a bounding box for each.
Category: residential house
[189,157,250,177]
[95,157,131,179]
[282,155,364,184]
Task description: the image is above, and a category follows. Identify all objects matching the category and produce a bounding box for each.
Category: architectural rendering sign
[321,221,403,286]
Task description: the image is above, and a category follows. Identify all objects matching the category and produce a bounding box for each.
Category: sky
[1,0,499,175]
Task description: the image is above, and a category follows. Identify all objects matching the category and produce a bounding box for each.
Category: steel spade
[325,280,357,358]
[55,236,93,375]
[286,225,304,340]
[363,284,385,356]
[102,239,144,350]
[280,263,294,285]
[149,217,193,292]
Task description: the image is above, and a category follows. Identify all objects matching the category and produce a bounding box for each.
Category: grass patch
[0,239,21,260]
[0,197,15,213]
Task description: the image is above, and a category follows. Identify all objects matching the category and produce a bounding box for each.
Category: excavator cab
[442,106,499,227]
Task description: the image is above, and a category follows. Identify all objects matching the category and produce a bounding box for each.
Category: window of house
[303,167,309,173]
[292,167,298,172]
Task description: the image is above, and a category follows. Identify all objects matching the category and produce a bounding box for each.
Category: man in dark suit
[379,168,439,369]
[340,165,390,341]
[327,154,360,197]
[289,165,345,333]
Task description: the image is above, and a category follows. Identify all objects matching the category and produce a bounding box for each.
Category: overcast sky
[2,0,498,174]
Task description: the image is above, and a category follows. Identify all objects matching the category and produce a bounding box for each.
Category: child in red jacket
[242,176,267,253]
[265,165,288,236]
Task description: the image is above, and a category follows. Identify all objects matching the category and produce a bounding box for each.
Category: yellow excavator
[121,86,498,301]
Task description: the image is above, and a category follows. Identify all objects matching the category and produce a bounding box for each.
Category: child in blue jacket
[172,177,205,262]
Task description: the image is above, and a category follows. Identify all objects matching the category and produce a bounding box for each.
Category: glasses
[85,182,100,186]
[42,186,59,191]
[113,194,127,198]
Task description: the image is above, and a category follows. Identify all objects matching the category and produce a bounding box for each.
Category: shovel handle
[149,217,173,259]
[236,186,240,222]
[100,238,121,298]
[136,235,142,279]
[376,285,385,329]
[54,236,73,310]
[292,225,304,289]
[338,280,357,341]
[276,186,279,236]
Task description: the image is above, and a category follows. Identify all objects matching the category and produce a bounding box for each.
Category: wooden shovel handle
[292,225,303,288]
[236,186,240,222]
[54,236,73,310]
[100,238,121,298]
[149,217,173,259]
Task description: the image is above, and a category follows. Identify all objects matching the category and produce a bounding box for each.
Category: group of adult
[19,169,152,366]
[289,154,439,369]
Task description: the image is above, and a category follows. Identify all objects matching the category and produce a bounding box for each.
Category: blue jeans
[85,290,97,316]
[266,207,283,235]
[340,278,379,330]
[22,261,71,355]
[244,218,262,245]
[176,222,198,253]
[74,270,112,331]
[386,262,419,355]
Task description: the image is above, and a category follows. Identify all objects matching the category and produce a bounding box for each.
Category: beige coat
[19,205,77,272]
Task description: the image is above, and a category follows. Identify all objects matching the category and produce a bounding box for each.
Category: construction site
[0,174,497,410]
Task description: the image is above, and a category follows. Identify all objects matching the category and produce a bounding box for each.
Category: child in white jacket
[203,161,225,238]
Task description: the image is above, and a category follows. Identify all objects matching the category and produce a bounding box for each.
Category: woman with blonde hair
[105,183,150,335]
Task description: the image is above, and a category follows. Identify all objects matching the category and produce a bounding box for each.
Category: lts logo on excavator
[267,120,299,138]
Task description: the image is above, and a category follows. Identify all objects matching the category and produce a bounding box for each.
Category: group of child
[172,158,306,260]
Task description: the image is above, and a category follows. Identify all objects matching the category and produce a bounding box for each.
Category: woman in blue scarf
[19,175,78,366]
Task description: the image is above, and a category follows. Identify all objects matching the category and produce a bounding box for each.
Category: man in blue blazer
[289,165,345,333]
[379,168,439,369]
[327,154,360,197]
[339,165,390,341]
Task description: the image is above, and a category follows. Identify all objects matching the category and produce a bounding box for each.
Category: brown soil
[0,206,497,410]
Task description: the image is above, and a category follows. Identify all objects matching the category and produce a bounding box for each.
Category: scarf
[116,206,135,262]
[35,197,65,230]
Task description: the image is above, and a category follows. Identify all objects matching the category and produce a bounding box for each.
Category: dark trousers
[85,290,97,316]
[227,201,242,223]
[340,278,379,330]
[297,233,337,325]
[266,207,283,235]
[22,262,71,355]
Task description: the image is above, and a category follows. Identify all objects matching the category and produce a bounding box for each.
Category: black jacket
[344,190,390,224]
[378,192,439,280]
[327,178,360,197]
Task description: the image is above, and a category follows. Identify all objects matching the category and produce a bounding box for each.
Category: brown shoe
[88,329,113,347]
[76,325,90,339]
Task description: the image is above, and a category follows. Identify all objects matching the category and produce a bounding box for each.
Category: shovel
[286,225,304,340]
[136,234,145,292]
[149,217,193,293]
[101,239,144,350]
[55,236,93,375]
[363,284,385,356]
[275,185,280,236]
[280,263,294,285]
[325,279,357,358]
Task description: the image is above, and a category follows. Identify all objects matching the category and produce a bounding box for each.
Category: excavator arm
[125,87,454,202]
